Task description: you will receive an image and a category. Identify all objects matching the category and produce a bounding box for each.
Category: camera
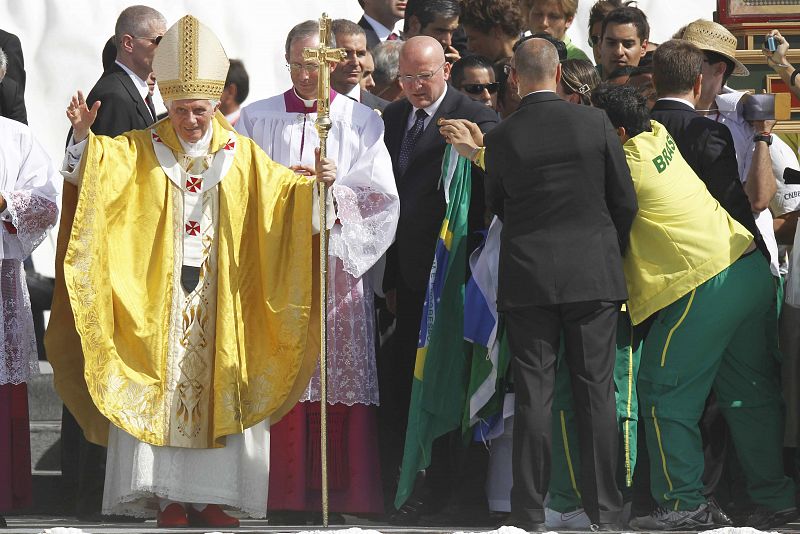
[765,35,777,52]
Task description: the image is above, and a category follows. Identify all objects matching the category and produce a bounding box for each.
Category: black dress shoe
[389,495,426,525]
[267,510,310,525]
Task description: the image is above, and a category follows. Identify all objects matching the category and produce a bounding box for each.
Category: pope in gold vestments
[48,114,319,450]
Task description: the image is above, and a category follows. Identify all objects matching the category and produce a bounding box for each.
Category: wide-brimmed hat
[153,15,230,102]
[677,19,749,76]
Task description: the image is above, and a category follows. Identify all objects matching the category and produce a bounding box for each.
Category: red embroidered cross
[152,132,162,143]
[186,176,202,193]
[223,140,236,151]
[185,221,200,236]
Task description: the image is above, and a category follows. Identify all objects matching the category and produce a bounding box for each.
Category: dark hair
[332,18,366,38]
[588,0,623,32]
[225,59,250,105]
[404,0,460,34]
[591,83,651,138]
[451,55,495,88]
[601,6,649,43]
[652,39,703,97]
[560,59,601,106]
[460,0,523,38]
[514,33,568,62]
[102,36,117,73]
[704,50,734,82]
[606,65,637,82]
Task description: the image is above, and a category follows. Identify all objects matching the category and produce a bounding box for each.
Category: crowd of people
[1,0,800,531]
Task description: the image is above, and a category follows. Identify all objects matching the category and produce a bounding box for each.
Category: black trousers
[61,406,106,516]
[505,299,622,526]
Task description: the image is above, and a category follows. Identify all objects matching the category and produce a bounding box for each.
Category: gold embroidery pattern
[158,80,226,100]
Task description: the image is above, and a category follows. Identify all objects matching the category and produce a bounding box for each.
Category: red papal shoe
[187,504,240,528]
[157,503,189,528]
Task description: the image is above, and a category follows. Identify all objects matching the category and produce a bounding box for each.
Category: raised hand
[66,90,101,143]
[438,118,483,159]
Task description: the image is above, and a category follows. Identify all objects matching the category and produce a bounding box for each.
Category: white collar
[115,60,150,101]
[362,13,402,40]
[414,84,448,118]
[293,87,317,108]
[522,89,556,98]
[346,84,361,101]
[657,97,696,109]
[177,123,213,157]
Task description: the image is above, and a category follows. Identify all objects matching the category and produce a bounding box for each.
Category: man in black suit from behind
[0,48,26,124]
[483,37,637,531]
[358,0,405,49]
[55,5,166,521]
[331,19,390,112]
[380,35,498,501]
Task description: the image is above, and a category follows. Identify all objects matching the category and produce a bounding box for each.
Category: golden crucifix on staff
[302,13,346,528]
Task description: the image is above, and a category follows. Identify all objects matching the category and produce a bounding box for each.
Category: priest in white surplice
[49,15,336,529]
[236,19,398,519]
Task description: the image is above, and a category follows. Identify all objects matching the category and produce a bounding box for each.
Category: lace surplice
[0,191,59,385]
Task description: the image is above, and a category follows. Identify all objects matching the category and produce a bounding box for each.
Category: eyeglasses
[462,82,500,95]
[398,62,446,84]
[588,35,601,47]
[287,62,320,73]
[132,35,163,45]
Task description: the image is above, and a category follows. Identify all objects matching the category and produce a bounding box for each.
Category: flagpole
[302,14,345,528]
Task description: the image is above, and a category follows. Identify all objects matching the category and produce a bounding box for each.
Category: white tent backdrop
[0,0,715,276]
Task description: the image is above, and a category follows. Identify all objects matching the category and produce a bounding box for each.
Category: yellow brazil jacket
[623,120,753,325]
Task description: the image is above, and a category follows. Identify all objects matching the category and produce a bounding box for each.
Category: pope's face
[287,35,324,100]
[169,99,217,143]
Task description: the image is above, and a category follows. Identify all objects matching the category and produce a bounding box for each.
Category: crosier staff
[302,13,346,528]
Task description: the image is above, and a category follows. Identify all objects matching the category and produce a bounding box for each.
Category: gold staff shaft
[302,13,345,528]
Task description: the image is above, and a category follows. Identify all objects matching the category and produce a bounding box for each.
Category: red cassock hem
[268,401,384,514]
[0,383,32,511]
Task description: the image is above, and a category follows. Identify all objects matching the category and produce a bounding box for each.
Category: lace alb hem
[2,190,58,257]
[103,489,266,519]
[0,260,39,385]
[329,184,398,279]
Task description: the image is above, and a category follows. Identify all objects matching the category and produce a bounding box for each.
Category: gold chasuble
[47,114,320,448]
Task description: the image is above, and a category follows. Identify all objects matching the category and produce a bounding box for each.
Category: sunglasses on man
[461,82,500,95]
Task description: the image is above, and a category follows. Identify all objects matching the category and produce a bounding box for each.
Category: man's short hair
[0,48,7,81]
[114,5,166,48]
[703,50,735,82]
[372,39,403,85]
[601,6,649,42]
[332,18,367,39]
[652,39,703,97]
[403,0,460,34]
[515,33,568,62]
[591,83,651,138]
[225,59,250,105]
[588,0,623,31]
[286,20,337,56]
[460,0,523,38]
[514,38,559,84]
[451,55,494,88]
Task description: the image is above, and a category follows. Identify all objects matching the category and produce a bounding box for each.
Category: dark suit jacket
[360,89,389,112]
[358,16,381,50]
[0,76,26,124]
[0,29,25,93]
[484,91,637,310]
[650,99,767,259]
[86,63,155,137]
[383,87,499,291]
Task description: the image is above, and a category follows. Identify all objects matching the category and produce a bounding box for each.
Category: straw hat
[153,15,230,101]
[677,19,749,76]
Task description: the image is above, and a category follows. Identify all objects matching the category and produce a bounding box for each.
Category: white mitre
[152,14,230,102]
